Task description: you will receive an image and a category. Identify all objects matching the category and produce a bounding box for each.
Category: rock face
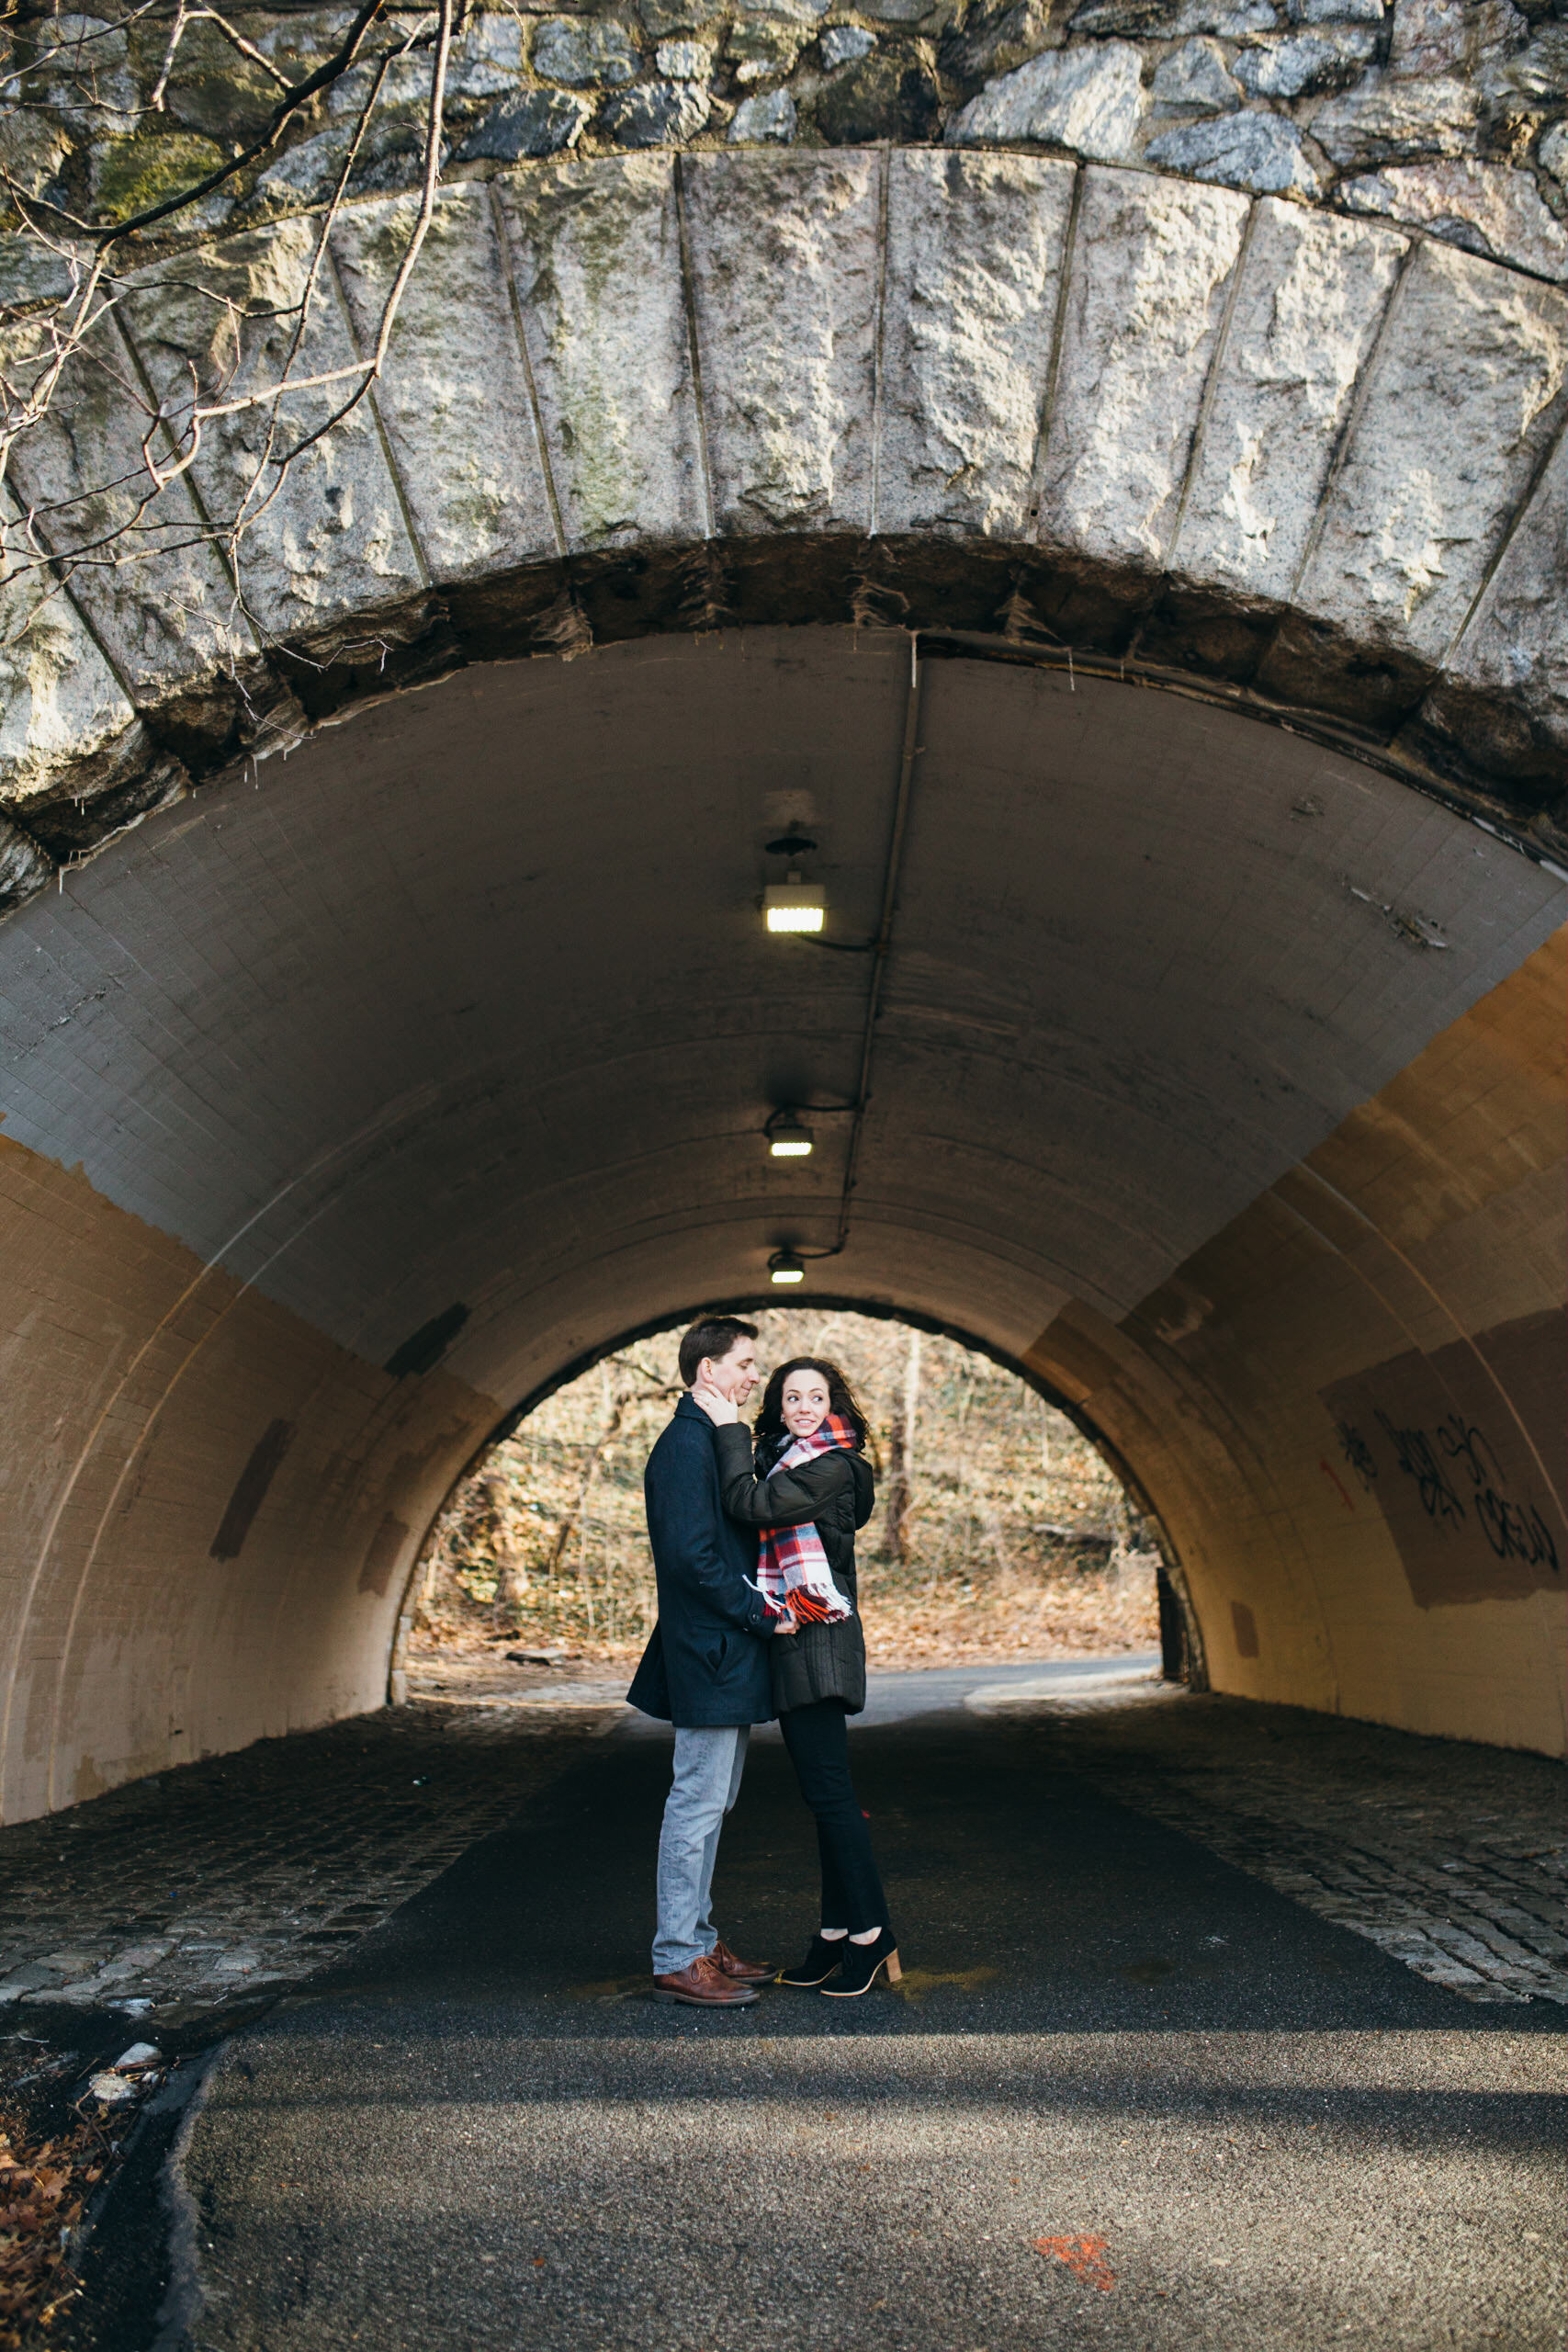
[1172,200,1407,599]
[455,89,592,164]
[1341,159,1568,282]
[1152,40,1242,112]
[1145,107,1325,192]
[601,81,713,146]
[728,89,798,141]
[530,17,640,90]
[495,158,704,549]
[949,41,1147,161]
[3,0,1563,292]
[682,151,880,533]
[879,151,1077,537]
[1297,241,1568,666]
[1038,170,1249,568]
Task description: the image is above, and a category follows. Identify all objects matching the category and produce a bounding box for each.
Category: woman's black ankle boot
[818,1928,900,1997]
[777,1935,847,1987]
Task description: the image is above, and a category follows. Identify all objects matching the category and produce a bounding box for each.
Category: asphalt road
[173,1692,1565,2350]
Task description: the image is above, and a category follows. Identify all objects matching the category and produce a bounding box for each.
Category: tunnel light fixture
[764,873,825,934]
[768,1249,806,1284]
[766,1111,815,1158]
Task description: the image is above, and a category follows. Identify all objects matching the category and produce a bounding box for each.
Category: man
[626,1315,796,2007]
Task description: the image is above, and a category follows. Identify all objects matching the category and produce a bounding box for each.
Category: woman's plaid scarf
[750,1412,856,1625]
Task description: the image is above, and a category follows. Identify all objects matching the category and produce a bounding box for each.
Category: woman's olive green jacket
[713,1423,875,1716]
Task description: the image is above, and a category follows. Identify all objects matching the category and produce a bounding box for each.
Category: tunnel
[1,153,1564,1822]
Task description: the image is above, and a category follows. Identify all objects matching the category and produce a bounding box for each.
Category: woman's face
[780,1370,832,1441]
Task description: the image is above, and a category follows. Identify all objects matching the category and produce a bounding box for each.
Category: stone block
[1287,0,1384,21]
[1310,72,1481,165]
[531,16,643,83]
[329,186,559,583]
[0,516,139,820]
[0,310,256,708]
[1441,424,1568,756]
[816,51,942,141]
[0,112,71,205]
[1483,22,1568,103]
[682,151,880,533]
[820,24,878,65]
[1145,108,1327,192]
[878,150,1077,537]
[639,0,716,28]
[1232,24,1377,90]
[1340,159,1568,281]
[1541,122,1568,194]
[448,12,530,98]
[494,157,705,549]
[727,14,806,78]
[1150,38,1242,109]
[655,37,716,74]
[736,0,830,20]
[1297,240,1568,663]
[949,40,1146,159]
[0,236,87,316]
[1171,201,1407,601]
[119,217,426,642]
[1038,167,1249,569]
[0,813,56,910]
[454,87,593,161]
[1073,0,1275,28]
[29,11,138,135]
[940,0,1055,84]
[728,89,799,139]
[326,56,438,116]
[1387,0,1527,79]
[601,79,713,142]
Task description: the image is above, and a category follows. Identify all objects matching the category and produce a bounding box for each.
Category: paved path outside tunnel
[164,1686,1563,2352]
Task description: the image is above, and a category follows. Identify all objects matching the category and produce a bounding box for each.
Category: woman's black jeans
[779,1699,891,1935]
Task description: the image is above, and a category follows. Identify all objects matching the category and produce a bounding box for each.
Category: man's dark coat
[626,1393,776,1726]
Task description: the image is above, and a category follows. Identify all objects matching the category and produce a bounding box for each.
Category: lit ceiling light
[766,1112,814,1158]
[768,1249,806,1285]
[763,874,825,933]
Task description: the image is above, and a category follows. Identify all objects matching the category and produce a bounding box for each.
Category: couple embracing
[626,1315,901,2007]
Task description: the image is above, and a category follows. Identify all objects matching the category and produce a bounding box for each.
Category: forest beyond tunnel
[0,626,1563,1826]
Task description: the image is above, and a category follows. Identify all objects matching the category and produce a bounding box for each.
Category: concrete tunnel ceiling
[0,153,1565,1821]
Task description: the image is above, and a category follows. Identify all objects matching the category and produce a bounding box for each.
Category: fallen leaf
[1035,2233,1115,2292]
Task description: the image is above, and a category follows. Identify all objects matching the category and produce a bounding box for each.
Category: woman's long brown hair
[752,1357,871,1464]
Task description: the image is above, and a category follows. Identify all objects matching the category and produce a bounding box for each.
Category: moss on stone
[95,132,229,226]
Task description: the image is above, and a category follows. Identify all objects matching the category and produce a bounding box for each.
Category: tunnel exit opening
[395,1301,1203,1714]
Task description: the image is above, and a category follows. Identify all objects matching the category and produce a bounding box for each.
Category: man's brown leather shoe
[652,1953,759,2007]
[708,1936,773,1984]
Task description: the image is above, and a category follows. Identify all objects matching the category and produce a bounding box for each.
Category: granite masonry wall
[4,0,1564,291]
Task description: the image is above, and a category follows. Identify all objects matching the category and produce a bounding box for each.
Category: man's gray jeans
[653,1724,750,1974]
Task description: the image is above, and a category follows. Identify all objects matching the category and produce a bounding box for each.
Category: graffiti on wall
[1322,1310,1565,1610]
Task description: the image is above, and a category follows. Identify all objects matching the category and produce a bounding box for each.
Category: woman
[705,1357,900,1997]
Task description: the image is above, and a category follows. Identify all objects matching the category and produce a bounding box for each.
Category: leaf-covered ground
[412,1309,1161,1676]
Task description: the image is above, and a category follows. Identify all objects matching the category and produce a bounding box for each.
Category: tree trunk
[884,1327,922,1565]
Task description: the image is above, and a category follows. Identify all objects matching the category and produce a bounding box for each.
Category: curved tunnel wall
[0,630,1562,1826]
[0,153,1564,1821]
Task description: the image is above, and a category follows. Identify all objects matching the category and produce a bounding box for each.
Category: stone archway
[0,153,1563,1824]
[3,151,1565,885]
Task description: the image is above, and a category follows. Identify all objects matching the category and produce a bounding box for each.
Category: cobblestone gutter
[1018,1685,1568,2006]
[0,1700,613,2025]
[0,1686,1562,2024]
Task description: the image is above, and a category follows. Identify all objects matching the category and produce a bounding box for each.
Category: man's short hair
[678,1316,759,1387]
